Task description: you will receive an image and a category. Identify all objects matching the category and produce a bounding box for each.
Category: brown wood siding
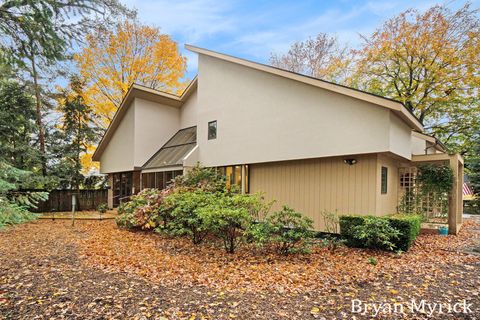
[249,154,379,231]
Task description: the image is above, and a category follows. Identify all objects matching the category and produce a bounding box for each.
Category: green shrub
[115,189,166,229]
[351,217,401,251]
[173,165,226,192]
[248,206,314,255]
[464,198,480,215]
[339,214,422,251]
[198,192,266,253]
[97,203,108,214]
[162,189,215,244]
[387,214,422,251]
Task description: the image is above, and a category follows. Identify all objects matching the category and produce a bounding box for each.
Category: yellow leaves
[75,20,187,129]
[310,306,320,315]
[354,4,480,124]
[389,289,399,295]
[80,145,99,174]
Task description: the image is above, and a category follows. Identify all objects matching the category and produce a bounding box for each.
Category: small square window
[381,166,388,194]
[208,120,217,140]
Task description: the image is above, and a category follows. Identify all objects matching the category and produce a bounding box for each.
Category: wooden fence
[32,189,108,213]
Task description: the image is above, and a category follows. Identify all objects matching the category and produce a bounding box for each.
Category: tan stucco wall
[99,98,181,174]
[196,54,393,167]
[99,102,135,173]
[180,89,198,128]
[249,154,379,231]
[389,113,412,160]
[133,98,180,168]
[411,135,427,155]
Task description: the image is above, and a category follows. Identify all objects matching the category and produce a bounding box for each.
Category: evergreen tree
[54,76,99,190]
[0,80,39,170]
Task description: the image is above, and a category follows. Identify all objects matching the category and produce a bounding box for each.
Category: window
[381,166,388,194]
[220,165,249,193]
[208,120,217,140]
[142,170,184,190]
[112,171,133,207]
[142,173,156,189]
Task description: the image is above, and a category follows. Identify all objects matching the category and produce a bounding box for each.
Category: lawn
[0,218,479,319]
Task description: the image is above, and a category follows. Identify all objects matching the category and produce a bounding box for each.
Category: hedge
[339,214,422,251]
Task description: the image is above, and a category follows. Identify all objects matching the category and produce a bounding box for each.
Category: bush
[464,198,480,215]
[162,189,215,244]
[97,203,108,214]
[339,214,422,251]
[387,214,422,251]
[115,189,166,229]
[198,192,266,253]
[248,205,314,255]
[351,217,401,251]
[173,165,226,192]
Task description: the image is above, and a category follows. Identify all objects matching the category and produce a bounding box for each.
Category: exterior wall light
[344,159,357,165]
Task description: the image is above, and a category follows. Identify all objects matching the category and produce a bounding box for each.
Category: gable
[99,100,135,173]
[93,79,197,162]
[186,44,423,132]
[194,54,398,166]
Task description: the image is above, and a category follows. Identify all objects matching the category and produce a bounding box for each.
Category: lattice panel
[398,167,448,222]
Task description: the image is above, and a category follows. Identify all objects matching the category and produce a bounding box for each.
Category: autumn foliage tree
[75,20,187,128]
[270,33,349,83]
[353,4,480,154]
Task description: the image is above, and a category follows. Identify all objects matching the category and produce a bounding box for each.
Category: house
[92,45,464,234]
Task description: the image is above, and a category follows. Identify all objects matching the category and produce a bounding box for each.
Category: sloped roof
[185,44,424,132]
[142,126,197,169]
[92,78,197,161]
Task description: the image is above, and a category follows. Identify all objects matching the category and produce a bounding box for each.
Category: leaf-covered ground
[1,218,479,319]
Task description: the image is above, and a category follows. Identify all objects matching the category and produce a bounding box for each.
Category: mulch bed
[1,219,479,319]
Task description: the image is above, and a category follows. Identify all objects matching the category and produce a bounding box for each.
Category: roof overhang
[185,44,424,132]
[92,78,197,161]
[412,131,447,153]
[412,153,463,165]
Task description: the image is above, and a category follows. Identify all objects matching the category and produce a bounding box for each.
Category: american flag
[463,183,474,196]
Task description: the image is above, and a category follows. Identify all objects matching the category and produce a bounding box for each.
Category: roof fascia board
[185,44,423,132]
[412,131,436,143]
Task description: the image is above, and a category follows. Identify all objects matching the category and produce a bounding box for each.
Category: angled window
[208,120,217,140]
[381,166,388,194]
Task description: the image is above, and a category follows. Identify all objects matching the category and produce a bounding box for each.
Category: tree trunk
[30,54,47,176]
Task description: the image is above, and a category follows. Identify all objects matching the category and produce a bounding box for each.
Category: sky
[121,0,477,80]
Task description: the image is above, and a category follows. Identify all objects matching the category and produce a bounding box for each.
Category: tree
[467,136,480,194]
[0,80,39,170]
[353,4,480,155]
[270,33,349,83]
[54,76,99,191]
[0,0,133,175]
[75,20,187,128]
